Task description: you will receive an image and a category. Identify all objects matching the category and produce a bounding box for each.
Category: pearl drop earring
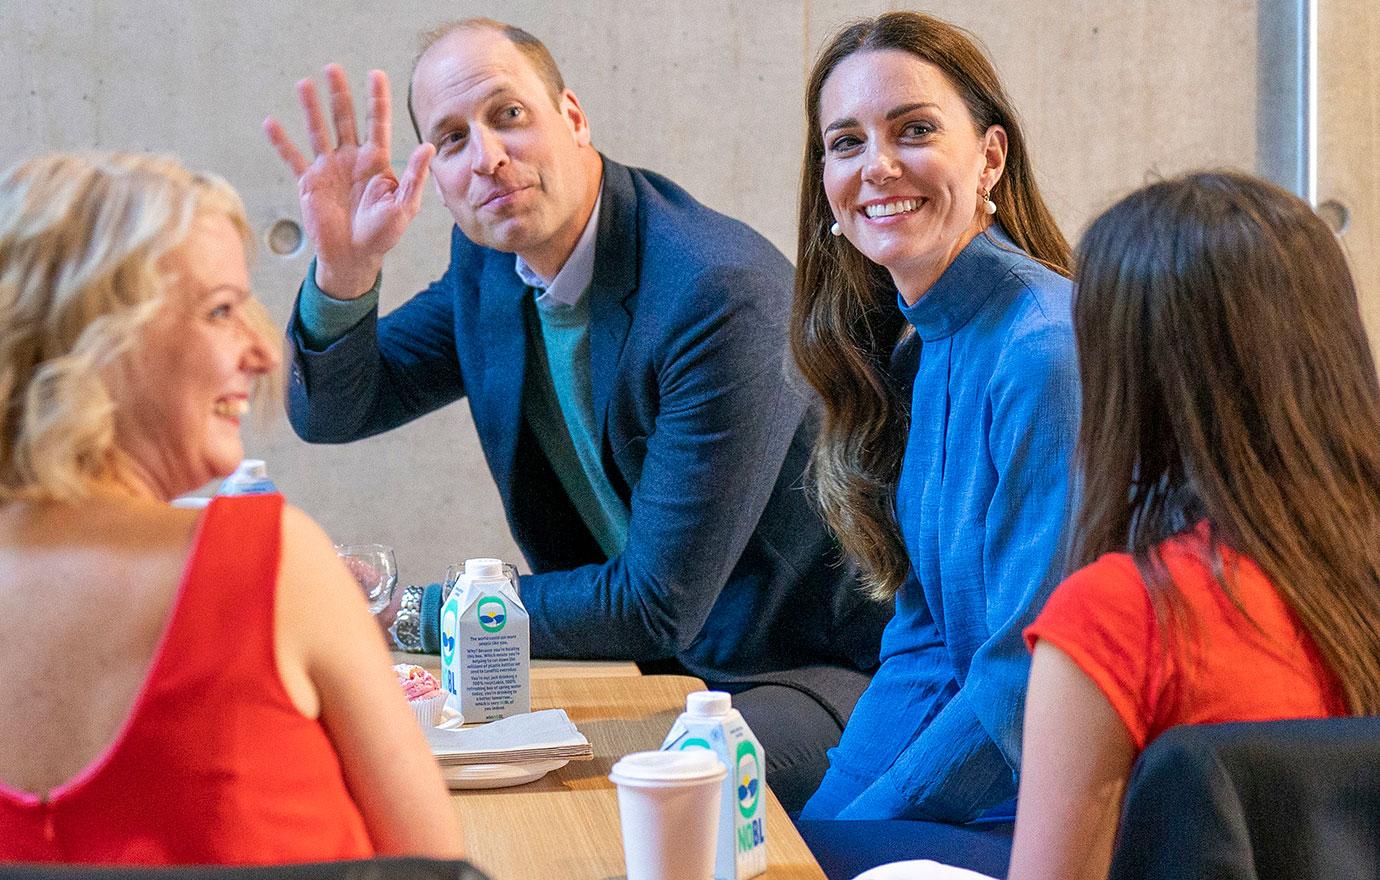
[981,188,997,216]
[830,221,842,236]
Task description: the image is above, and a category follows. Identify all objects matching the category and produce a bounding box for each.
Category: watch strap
[389,585,426,652]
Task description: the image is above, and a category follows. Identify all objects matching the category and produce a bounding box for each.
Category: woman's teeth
[864,199,920,218]
[214,400,249,418]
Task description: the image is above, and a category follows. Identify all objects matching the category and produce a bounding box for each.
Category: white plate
[852,861,999,880]
[441,758,569,790]
[436,702,464,730]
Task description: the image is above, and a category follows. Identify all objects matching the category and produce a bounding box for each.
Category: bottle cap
[217,459,276,496]
[231,459,267,480]
[464,558,504,579]
[686,690,732,717]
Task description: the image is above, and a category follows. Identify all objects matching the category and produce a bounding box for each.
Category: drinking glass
[442,563,461,602]
[335,543,398,615]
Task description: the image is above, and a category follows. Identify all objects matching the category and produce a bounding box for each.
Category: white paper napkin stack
[424,708,593,766]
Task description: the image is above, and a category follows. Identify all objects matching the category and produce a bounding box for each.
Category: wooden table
[393,651,641,678]
[444,670,826,880]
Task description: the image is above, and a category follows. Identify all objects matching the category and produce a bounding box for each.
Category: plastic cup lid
[610,750,726,784]
[686,690,732,717]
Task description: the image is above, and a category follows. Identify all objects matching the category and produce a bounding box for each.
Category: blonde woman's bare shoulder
[275,502,365,610]
[0,494,200,550]
[278,502,336,554]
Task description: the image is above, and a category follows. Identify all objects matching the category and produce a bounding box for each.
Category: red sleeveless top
[0,494,373,864]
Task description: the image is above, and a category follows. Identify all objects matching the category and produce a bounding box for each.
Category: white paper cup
[609,750,726,880]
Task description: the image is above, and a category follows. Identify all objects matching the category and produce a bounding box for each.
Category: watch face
[391,587,425,650]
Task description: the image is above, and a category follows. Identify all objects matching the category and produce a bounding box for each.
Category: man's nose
[470,127,509,175]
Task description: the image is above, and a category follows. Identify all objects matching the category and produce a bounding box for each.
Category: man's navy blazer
[287,158,890,719]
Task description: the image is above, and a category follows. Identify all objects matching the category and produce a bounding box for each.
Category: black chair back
[1109,718,1380,880]
[0,857,490,880]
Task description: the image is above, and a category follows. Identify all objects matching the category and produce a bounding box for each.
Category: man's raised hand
[264,65,435,300]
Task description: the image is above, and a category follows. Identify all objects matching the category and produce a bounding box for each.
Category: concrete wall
[3,2,1371,585]
[1320,0,1380,344]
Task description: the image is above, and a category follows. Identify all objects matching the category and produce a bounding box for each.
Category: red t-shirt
[0,494,373,865]
[1024,523,1348,751]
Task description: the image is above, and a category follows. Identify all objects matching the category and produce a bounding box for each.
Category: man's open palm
[264,65,434,298]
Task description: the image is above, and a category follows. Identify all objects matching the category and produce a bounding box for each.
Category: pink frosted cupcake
[393,664,448,726]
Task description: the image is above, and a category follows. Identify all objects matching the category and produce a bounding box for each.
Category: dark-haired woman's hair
[791,12,1070,598]
[1072,169,1380,714]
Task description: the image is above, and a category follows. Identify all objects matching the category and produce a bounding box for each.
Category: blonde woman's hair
[0,152,279,501]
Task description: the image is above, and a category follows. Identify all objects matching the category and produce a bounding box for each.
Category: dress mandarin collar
[898,224,1025,342]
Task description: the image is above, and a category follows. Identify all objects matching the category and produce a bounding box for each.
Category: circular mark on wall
[1316,199,1350,236]
[265,218,305,256]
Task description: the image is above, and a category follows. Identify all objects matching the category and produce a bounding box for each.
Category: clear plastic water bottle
[217,459,278,495]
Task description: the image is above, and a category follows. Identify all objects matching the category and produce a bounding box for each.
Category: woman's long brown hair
[791,12,1070,598]
[1072,170,1380,714]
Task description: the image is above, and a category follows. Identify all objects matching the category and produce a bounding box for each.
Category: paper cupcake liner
[411,691,448,726]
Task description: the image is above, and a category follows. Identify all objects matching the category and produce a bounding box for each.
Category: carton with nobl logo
[660,691,767,880]
[439,558,530,722]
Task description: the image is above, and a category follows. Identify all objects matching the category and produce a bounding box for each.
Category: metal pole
[1257,0,1316,204]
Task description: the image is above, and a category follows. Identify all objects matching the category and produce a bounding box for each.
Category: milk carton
[439,558,530,722]
[217,459,277,495]
[660,691,767,880]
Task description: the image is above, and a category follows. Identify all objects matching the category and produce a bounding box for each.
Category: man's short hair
[407,18,567,142]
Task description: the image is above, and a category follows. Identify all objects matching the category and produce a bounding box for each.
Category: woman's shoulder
[1001,259,1073,342]
[1029,551,1159,675]
[1050,526,1227,615]
[984,267,1078,405]
[0,495,202,551]
[266,500,335,565]
[1054,551,1149,607]
[974,234,1073,358]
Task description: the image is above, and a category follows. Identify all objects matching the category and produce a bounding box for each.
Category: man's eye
[208,304,232,320]
[501,105,523,121]
[433,130,466,152]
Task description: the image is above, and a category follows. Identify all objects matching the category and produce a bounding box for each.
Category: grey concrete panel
[1319,0,1380,355]
[9,1,1375,585]
[0,1,811,583]
[3,2,522,584]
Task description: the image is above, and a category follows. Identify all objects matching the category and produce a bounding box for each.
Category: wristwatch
[389,585,426,652]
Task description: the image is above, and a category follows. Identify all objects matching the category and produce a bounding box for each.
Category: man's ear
[561,89,592,148]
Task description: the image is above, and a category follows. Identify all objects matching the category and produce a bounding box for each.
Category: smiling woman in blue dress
[792,12,1079,820]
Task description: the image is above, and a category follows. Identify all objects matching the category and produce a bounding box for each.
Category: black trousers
[731,684,844,816]
[637,657,852,815]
